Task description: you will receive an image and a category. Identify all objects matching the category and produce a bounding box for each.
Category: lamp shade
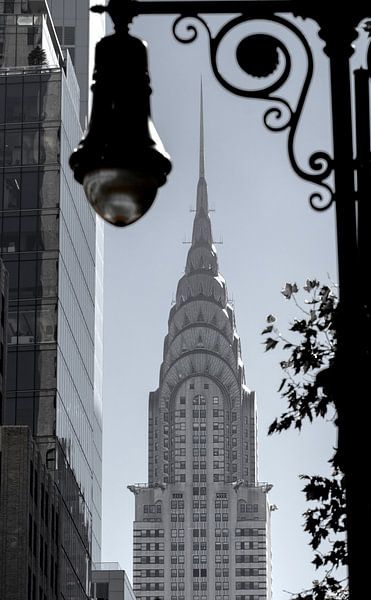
[69,30,172,227]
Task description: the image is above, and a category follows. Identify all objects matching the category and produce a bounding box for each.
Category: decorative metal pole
[316,10,368,597]
[82,1,371,595]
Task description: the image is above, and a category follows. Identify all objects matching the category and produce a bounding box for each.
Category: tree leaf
[264,337,279,351]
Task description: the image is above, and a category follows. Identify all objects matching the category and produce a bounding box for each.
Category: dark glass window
[64,27,75,45]
[95,582,109,600]
[5,83,22,122]
[6,260,19,299]
[23,83,40,122]
[27,26,38,47]
[5,130,22,166]
[0,130,4,164]
[6,353,17,394]
[20,215,38,251]
[8,308,35,343]
[19,260,37,298]
[0,83,5,123]
[3,172,21,209]
[4,1,15,14]
[1,215,20,252]
[22,171,39,208]
[16,349,35,390]
[22,129,39,164]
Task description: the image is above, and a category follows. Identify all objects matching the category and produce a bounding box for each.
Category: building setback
[0,1,102,597]
[129,98,272,600]
[91,563,136,600]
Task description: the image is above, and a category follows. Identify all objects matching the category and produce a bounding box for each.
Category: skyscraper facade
[130,102,272,600]
[47,0,106,128]
[47,0,105,566]
[0,1,102,597]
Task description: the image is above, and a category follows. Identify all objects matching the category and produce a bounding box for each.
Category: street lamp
[69,0,171,227]
[72,0,370,597]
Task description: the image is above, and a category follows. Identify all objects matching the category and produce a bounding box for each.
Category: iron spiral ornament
[172,13,334,211]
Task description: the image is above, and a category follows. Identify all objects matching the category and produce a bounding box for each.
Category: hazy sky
[99,10,367,597]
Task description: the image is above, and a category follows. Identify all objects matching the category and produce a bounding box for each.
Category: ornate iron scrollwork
[173,13,334,211]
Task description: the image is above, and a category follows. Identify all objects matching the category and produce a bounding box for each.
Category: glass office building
[47,0,106,127]
[0,1,102,597]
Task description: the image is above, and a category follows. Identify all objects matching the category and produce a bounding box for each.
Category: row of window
[171,583,186,591]
[171,499,185,508]
[171,555,185,563]
[236,556,264,564]
[0,126,60,167]
[240,503,259,513]
[134,542,164,551]
[174,407,225,418]
[134,529,164,538]
[215,543,230,551]
[0,169,59,211]
[134,583,164,591]
[143,503,162,514]
[134,569,164,577]
[135,597,164,600]
[0,75,61,126]
[236,596,264,600]
[235,528,262,536]
[133,553,263,566]
[236,541,260,549]
[171,569,186,577]
[192,582,208,591]
[215,583,230,590]
[134,555,164,564]
[173,468,229,480]
[236,581,264,600]
[193,555,208,563]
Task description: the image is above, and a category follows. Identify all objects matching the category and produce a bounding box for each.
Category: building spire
[185,84,216,272]
[195,80,209,217]
[199,79,205,178]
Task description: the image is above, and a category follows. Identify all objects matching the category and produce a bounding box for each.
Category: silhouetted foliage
[28,46,47,66]
[263,280,348,599]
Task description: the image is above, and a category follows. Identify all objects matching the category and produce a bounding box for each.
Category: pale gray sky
[99,10,366,597]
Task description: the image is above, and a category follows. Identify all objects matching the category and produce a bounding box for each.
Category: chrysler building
[129,95,272,600]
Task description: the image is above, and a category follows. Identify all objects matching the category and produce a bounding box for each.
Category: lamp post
[69,1,171,226]
[71,1,371,596]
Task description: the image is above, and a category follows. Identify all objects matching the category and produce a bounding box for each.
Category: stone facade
[0,426,61,600]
